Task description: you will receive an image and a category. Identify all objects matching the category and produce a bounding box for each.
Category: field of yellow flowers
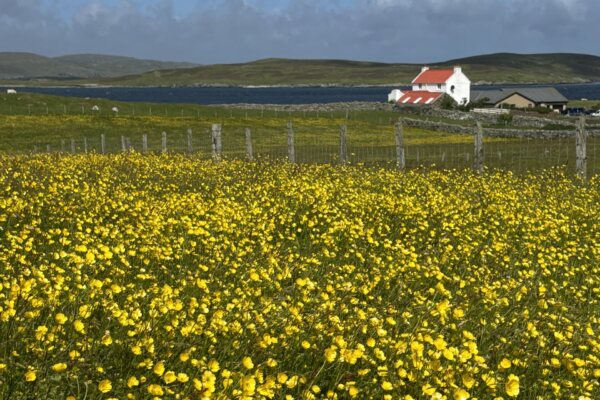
[0,154,598,399]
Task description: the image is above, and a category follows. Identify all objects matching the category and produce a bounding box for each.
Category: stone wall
[411,107,600,129]
[214,101,600,134]
[213,102,394,112]
[402,118,600,138]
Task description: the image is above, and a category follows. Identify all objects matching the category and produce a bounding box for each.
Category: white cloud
[0,0,598,62]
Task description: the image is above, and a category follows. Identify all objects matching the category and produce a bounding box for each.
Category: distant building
[388,66,471,106]
[471,87,568,111]
[388,89,403,103]
[6,89,17,94]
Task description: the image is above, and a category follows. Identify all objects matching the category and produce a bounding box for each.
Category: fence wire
[23,124,600,176]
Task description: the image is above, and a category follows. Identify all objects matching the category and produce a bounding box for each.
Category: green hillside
[441,53,600,84]
[0,52,94,79]
[54,54,197,77]
[97,53,600,86]
[1,52,600,85]
[0,52,198,80]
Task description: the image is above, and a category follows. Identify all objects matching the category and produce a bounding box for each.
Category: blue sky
[0,0,597,63]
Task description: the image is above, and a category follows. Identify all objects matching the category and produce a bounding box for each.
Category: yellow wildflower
[98,379,112,393]
[505,374,520,397]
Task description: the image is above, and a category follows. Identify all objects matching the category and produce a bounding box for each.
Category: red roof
[396,91,443,105]
[413,69,454,84]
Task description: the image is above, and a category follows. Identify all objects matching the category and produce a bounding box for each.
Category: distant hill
[441,53,600,84]
[54,54,197,78]
[101,53,600,86]
[0,52,94,79]
[0,52,198,79]
[1,52,599,85]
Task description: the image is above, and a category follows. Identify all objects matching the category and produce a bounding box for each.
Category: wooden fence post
[395,119,406,170]
[287,121,295,163]
[211,124,222,161]
[339,125,348,164]
[46,144,51,153]
[121,135,127,153]
[70,139,75,154]
[161,131,167,153]
[187,128,193,154]
[100,134,106,154]
[474,121,484,173]
[576,117,587,180]
[245,128,254,161]
[142,134,148,154]
[83,137,88,153]
[61,139,65,153]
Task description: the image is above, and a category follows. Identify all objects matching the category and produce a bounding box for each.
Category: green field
[0,92,598,175]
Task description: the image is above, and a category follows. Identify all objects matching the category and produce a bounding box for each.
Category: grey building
[471,87,568,111]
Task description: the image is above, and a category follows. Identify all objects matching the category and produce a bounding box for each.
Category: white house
[6,89,17,94]
[388,66,471,106]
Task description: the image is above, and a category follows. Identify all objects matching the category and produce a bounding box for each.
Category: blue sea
[5,83,600,105]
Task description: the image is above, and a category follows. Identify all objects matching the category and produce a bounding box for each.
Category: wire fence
[25,119,600,177]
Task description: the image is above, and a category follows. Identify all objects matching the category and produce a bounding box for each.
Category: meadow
[1,92,599,175]
[0,154,598,399]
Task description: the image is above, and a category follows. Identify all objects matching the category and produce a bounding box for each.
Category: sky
[0,0,597,64]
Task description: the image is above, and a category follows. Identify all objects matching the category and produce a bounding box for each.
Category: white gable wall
[387,89,404,102]
[445,68,471,105]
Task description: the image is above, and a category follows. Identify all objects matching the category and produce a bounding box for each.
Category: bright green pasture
[0,92,598,175]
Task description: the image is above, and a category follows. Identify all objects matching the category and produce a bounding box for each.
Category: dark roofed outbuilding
[470,87,568,111]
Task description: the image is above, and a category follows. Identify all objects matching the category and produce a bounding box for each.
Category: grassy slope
[101,53,600,86]
[0,52,198,80]
[54,54,198,77]
[2,53,600,86]
[0,52,95,79]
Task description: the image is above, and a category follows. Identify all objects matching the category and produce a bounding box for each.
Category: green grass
[0,92,598,175]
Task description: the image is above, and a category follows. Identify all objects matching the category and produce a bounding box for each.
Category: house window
[450,85,455,93]
[419,84,422,89]
[437,84,441,89]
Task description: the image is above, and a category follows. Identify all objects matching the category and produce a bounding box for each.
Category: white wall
[388,89,403,102]
[412,83,445,92]
[445,68,471,105]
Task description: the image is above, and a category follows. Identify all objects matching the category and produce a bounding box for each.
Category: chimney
[421,66,429,72]
[454,66,462,74]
